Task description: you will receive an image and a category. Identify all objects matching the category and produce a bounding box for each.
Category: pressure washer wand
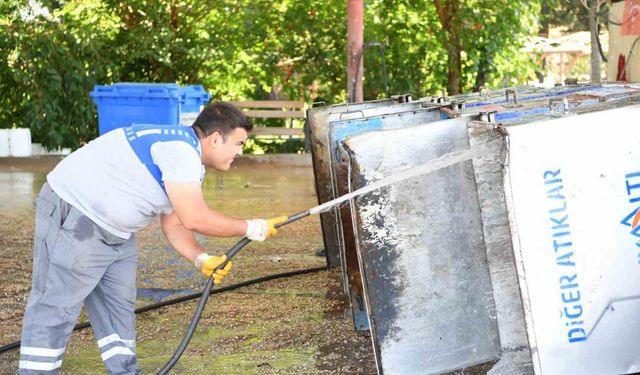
[157,144,484,374]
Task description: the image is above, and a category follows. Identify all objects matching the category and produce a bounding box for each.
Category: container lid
[90,83,181,98]
[179,85,211,101]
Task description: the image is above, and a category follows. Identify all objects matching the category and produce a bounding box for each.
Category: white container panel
[504,105,640,375]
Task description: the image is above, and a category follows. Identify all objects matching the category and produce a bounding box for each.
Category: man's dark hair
[192,102,252,139]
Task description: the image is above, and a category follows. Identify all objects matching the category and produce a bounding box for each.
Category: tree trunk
[434,0,462,95]
[588,0,602,83]
[474,47,489,92]
[447,38,462,95]
[347,0,364,102]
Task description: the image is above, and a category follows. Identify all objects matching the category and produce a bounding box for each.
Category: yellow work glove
[195,253,233,284]
[245,216,288,241]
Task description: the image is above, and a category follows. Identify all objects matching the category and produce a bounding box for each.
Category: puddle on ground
[137,287,196,303]
[0,157,316,214]
[0,171,47,210]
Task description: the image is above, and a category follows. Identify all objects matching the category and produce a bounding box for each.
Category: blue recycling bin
[179,85,211,113]
[179,85,211,125]
[90,83,181,135]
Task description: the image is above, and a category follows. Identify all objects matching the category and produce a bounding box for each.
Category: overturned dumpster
[330,84,640,374]
[322,84,625,334]
[315,89,538,332]
[305,86,562,269]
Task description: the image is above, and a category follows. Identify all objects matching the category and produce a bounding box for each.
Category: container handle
[339,110,365,120]
[549,97,570,116]
[478,86,489,98]
[505,89,518,105]
[312,101,326,108]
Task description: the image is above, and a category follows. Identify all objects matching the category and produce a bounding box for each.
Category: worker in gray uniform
[18,102,286,374]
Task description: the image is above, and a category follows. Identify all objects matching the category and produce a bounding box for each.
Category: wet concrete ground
[0,155,376,374]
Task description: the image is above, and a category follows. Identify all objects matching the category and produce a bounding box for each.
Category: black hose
[0,265,326,355]
[157,211,311,374]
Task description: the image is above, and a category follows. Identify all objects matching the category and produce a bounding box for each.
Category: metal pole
[347,0,364,103]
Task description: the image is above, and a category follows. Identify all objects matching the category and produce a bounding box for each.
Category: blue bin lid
[90,83,181,98]
[179,85,211,101]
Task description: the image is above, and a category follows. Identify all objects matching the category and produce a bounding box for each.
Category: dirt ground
[0,155,377,374]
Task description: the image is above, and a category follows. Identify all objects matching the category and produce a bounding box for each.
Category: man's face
[203,128,248,171]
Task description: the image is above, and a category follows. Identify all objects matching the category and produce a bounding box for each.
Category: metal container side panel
[344,118,501,374]
[458,89,598,119]
[463,86,640,125]
[333,145,368,331]
[467,123,533,373]
[495,92,640,127]
[431,83,637,109]
[502,105,640,375]
[326,100,441,123]
[426,85,550,107]
[328,109,444,332]
[451,85,549,107]
[307,99,398,268]
[463,85,590,108]
[437,85,608,123]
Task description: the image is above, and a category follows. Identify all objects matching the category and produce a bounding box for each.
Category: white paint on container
[9,128,32,157]
[0,129,9,157]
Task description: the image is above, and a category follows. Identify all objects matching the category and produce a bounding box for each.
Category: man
[18,102,286,374]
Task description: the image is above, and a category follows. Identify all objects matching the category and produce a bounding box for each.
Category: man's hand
[245,216,288,241]
[195,254,233,284]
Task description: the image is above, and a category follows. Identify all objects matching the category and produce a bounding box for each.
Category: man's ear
[208,131,223,147]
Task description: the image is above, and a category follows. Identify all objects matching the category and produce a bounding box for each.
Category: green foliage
[365,0,445,99]
[362,0,540,96]
[541,0,595,33]
[0,0,104,148]
[0,0,543,151]
[243,137,305,155]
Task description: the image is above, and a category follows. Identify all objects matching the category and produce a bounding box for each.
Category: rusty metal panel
[307,98,400,268]
[343,118,501,374]
[327,108,444,331]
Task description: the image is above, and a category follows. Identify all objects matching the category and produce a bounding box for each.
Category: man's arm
[160,211,206,263]
[161,212,233,283]
[164,181,247,237]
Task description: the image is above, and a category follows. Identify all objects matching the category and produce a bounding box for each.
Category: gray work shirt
[47,127,204,239]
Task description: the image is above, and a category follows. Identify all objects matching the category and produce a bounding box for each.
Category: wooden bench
[229,100,306,136]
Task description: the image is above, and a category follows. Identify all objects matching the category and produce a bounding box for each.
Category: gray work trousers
[19,183,140,374]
